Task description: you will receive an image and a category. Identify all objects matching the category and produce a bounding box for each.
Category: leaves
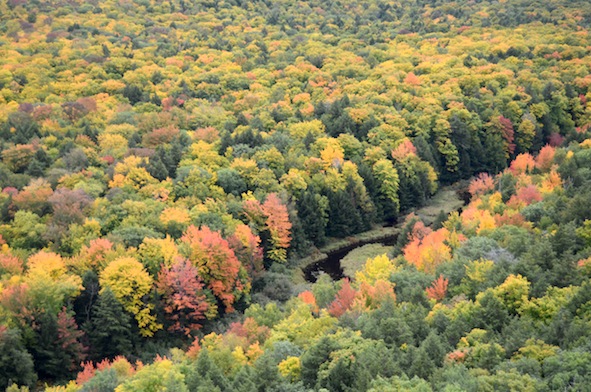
[261,194,292,263]
[403,228,454,273]
[156,259,209,335]
[99,257,161,337]
[355,254,397,285]
[182,225,249,313]
[426,275,449,301]
[328,279,357,318]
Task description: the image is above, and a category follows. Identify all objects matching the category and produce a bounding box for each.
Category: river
[300,185,468,283]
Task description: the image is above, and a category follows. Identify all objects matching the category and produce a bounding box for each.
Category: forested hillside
[0,0,591,390]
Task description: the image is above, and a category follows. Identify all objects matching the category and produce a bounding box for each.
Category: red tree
[78,238,114,270]
[156,259,209,335]
[391,139,417,161]
[261,193,292,263]
[509,153,536,175]
[57,307,86,372]
[227,317,270,345]
[328,279,357,317]
[143,126,179,148]
[409,220,432,242]
[227,224,264,277]
[515,185,543,205]
[298,291,319,313]
[182,225,248,312]
[548,132,565,147]
[498,116,516,156]
[0,254,23,275]
[426,275,449,301]
[535,145,556,172]
[12,181,53,215]
[468,173,495,197]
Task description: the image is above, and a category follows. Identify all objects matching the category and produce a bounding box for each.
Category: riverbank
[292,184,466,284]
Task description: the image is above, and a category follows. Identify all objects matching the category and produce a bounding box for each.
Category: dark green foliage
[122,85,145,105]
[253,354,281,392]
[326,190,363,238]
[390,268,432,305]
[1,112,40,144]
[2,0,591,389]
[85,288,133,362]
[25,310,84,382]
[73,271,100,329]
[216,168,248,196]
[357,300,415,348]
[230,366,258,392]
[0,328,36,390]
[301,336,339,388]
[296,189,327,246]
[109,226,164,248]
[147,156,169,181]
[543,351,591,390]
[473,290,510,333]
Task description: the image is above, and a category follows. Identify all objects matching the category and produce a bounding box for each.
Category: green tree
[296,189,328,246]
[0,328,36,390]
[85,288,133,361]
[186,349,229,392]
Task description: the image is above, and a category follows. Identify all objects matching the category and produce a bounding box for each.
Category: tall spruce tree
[85,288,133,361]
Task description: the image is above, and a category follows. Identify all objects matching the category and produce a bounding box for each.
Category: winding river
[300,185,468,283]
[302,232,400,282]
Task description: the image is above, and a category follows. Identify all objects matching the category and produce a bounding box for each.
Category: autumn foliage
[328,279,357,317]
[426,275,449,301]
[0,0,590,387]
[182,225,248,312]
[403,227,455,273]
[510,153,536,175]
[469,173,495,197]
[156,259,209,335]
[262,194,292,263]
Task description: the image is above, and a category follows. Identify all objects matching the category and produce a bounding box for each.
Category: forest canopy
[0,0,591,391]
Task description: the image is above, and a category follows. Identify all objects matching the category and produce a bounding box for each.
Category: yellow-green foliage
[355,254,397,286]
[100,257,162,337]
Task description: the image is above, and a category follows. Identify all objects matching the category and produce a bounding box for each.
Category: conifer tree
[85,288,133,361]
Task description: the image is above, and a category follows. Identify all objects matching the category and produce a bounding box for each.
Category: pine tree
[85,288,133,361]
[296,190,327,246]
[0,327,36,390]
[231,366,257,392]
[253,354,280,392]
[147,156,169,181]
[186,349,229,392]
[27,309,85,381]
[326,190,362,238]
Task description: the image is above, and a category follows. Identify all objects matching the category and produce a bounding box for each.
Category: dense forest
[1,0,591,390]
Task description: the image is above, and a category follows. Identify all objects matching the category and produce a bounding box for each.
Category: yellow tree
[99,257,162,337]
[355,254,397,285]
[24,251,82,315]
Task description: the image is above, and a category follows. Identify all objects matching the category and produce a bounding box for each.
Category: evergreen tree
[253,354,280,392]
[0,328,36,390]
[231,366,257,392]
[186,349,229,392]
[147,156,169,181]
[326,190,362,237]
[27,309,85,382]
[296,189,327,246]
[301,336,339,388]
[73,271,100,328]
[85,288,133,361]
